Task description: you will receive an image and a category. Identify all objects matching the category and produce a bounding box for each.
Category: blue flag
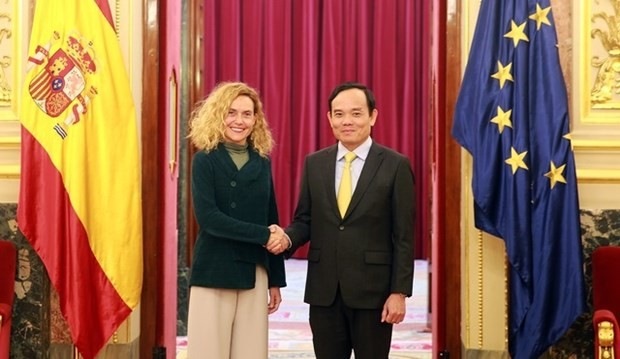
[452,1,586,358]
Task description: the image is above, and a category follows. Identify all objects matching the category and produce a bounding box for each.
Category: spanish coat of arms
[26,31,98,139]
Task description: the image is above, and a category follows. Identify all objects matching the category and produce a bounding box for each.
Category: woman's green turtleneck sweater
[223,142,249,170]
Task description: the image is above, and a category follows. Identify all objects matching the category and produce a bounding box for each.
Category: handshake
[265,224,290,255]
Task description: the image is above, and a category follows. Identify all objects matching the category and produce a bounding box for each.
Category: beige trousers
[187,265,268,359]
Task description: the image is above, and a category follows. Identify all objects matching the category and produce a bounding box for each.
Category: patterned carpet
[177,259,432,359]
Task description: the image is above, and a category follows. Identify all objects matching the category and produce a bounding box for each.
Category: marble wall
[1,204,142,359]
[546,210,620,359]
[0,204,49,359]
[176,267,189,336]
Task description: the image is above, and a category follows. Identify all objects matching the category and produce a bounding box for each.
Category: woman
[187,82,286,358]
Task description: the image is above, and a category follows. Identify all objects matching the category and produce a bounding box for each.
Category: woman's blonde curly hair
[188,82,274,157]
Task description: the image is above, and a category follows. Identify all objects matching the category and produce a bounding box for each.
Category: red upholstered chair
[0,240,16,359]
[592,246,620,359]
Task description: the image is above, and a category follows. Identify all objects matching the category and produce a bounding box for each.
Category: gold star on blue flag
[451,1,585,358]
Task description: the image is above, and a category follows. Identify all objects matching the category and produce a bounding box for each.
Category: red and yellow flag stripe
[18,1,142,358]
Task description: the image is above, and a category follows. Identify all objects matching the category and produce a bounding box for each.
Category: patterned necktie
[337,152,357,217]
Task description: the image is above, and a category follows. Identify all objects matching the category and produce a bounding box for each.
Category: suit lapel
[320,145,340,219]
[343,143,384,219]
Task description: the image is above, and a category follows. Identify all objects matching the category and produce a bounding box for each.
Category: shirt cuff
[284,232,292,249]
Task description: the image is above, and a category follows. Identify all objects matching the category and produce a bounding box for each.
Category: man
[270,82,415,359]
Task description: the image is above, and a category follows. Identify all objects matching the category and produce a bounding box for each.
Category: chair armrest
[594,309,619,359]
[595,309,618,326]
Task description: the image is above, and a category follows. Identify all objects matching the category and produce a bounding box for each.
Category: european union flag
[452,1,586,358]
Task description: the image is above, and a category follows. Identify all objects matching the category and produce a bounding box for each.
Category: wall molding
[573,139,620,151]
[577,169,620,183]
[0,136,20,148]
[0,164,19,179]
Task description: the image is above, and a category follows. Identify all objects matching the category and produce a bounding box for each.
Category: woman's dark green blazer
[189,143,286,289]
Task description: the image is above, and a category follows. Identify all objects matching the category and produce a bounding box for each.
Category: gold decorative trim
[589,2,620,108]
[578,0,620,122]
[461,1,470,72]
[115,0,120,36]
[0,135,19,147]
[463,348,510,358]
[125,315,131,342]
[573,139,620,151]
[504,253,509,351]
[462,1,476,347]
[0,9,14,108]
[168,70,178,175]
[0,164,19,179]
[577,168,620,183]
[464,152,472,348]
[126,0,135,82]
[0,0,25,121]
[477,230,484,349]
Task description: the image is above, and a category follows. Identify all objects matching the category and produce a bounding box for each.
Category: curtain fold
[200,0,429,259]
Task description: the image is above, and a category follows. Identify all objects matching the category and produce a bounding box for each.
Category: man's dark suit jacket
[286,141,415,309]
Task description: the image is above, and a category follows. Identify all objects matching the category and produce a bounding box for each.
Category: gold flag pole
[477,229,484,349]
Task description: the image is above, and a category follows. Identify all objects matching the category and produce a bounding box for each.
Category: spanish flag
[18,1,143,358]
